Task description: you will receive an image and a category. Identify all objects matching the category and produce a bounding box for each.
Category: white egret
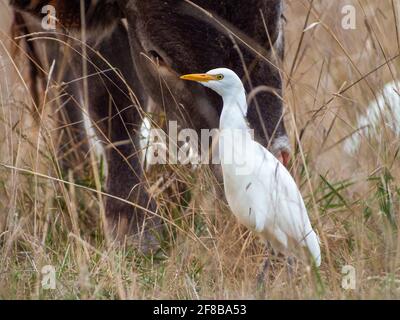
[180,68,321,270]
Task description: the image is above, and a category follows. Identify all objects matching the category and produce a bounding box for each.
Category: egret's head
[180,68,243,98]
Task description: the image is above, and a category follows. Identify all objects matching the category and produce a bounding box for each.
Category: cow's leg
[87,85,161,251]
[104,124,160,251]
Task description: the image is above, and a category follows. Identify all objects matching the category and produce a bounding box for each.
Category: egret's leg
[256,245,273,293]
[256,258,270,287]
[287,256,296,283]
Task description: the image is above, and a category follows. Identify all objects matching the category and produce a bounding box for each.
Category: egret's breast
[222,169,258,230]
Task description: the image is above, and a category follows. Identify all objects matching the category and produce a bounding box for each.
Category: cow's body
[10,0,160,250]
[9,0,289,249]
[124,0,289,158]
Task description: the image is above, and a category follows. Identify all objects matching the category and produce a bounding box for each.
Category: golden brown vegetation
[0,0,399,299]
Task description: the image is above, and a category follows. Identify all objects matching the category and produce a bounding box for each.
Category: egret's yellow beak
[180,74,217,82]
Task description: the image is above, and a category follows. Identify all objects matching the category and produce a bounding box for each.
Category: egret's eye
[216,74,224,80]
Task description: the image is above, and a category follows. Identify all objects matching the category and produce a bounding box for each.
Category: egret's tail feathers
[304,230,321,267]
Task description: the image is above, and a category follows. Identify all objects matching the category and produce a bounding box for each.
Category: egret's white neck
[219,87,248,130]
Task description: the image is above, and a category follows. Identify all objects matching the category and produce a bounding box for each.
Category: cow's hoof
[105,201,162,254]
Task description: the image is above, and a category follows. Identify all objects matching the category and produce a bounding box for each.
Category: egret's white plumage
[344,80,400,154]
[181,68,321,267]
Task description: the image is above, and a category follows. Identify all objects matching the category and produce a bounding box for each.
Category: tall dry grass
[0,0,399,299]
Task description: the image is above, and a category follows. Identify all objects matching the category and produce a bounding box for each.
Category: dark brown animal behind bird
[122,0,290,165]
[9,0,290,252]
[9,0,162,251]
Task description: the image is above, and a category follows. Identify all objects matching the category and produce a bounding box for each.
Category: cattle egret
[180,68,321,269]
